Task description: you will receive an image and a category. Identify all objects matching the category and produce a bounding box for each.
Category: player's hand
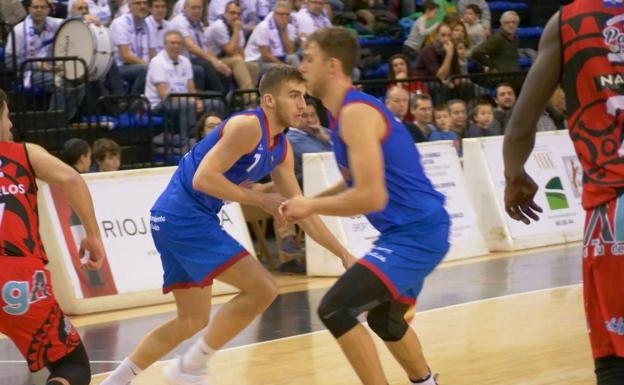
[79,236,106,270]
[504,171,543,224]
[280,195,314,222]
[260,192,287,222]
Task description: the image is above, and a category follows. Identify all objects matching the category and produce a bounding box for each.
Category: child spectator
[430,104,459,141]
[465,99,502,137]
[93,138,122,171]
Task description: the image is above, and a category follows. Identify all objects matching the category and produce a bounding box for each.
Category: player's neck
[321,79,352,117]
[262,107,287,138]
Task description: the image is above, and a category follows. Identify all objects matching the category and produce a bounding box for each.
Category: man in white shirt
[67,0,111,25]
[110,0,155,94]
[145,0,170,54]
[207,0,258,34]
[146,30,212,140]
[244,1,299,74]
[170,0,231,93]
[293,0,331,41]
[205,1,259,92]
[5,0,87,118]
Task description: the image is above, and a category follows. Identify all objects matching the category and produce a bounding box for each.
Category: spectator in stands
[5,0,78,112]
[67,0,112,25]
[457,0,490,32]
[61,138,92,173]
[170,0,231,93]
[387,54,426,95]
[411,93,437,140]
[93,138,122,171]
[472,11,520,73]
[450,19,469,47]
[461,4,486,49]
[448,98,468,137]
[414,23,461,80]
[145,0,170,54]
[403,1,439,62]
[110,0,156,95]
[465,99,501,137]
[548,87,567,130]
[455,40,469,74]
[431,104,459,141]
[293,0,332,42]
[286,96,332,183]
[205,1,259,94]
[195,112,223,141]
[244,1,300,74]
[207,0,259,34]
[146,31,209,140]
[493,82,515,129]
[385,87,426,142]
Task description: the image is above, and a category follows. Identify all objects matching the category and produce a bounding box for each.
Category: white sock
[410,371,436,385]
[181,338,215,373]
[100,357,142,385]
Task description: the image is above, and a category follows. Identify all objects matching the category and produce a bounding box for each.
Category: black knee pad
[47,342,91,385]
[596,356,624,385]
[318,264,394,339]
[366,301,410,341]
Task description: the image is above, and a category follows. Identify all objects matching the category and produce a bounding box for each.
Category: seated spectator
[411,93,437,140]
[387,54,427,95]
[548,87,567,130]
[67,0,112,25]
[60,138,91,173]
[195,112,223,140]
[464,99,501,137]
[457,0,490,32]
[293,0,332,42]
[170,0,230,93]
[146,31,214,140]
[472,11,520,73]
[448,98,468,137]
[286,96,332,183]
[403,1,439,62]
[207,0,259,34]
[93,138,122,171]
[450,19,469,47]
[414,23,461,82]
[146,0,170,54]
[205,1,259,94]
[431,104,460,141]
[5,0,83,118]
[385,87,426,142]
[493,82,515,129]
[110,0,156,94]
[455,40,469,74]
[462,4,486,49]
[245,1,300,74]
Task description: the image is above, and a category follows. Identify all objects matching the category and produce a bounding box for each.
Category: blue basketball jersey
[329,88,446,232]
[152,108,288,216]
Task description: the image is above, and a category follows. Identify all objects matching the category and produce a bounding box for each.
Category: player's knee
[595,356,624,385]
[317,290,359,338]
[253,276,278,307]
[177,315,210,337]
[366,307,408,342]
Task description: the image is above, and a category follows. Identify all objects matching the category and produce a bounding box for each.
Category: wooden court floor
[1,244,596,385]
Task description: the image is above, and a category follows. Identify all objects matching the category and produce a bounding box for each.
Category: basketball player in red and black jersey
[0,88,107,385]
[503,1,624,383]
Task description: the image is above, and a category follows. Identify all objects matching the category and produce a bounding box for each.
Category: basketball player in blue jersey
[282,27,449,385]
[101,66,355,385]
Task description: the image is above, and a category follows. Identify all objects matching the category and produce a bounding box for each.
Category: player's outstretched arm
[25,143,106,269]
[272,144,356,268]
[192,115,285,216]
[281,103,388,220]
[313,180,348,198]
[503,12,560,224]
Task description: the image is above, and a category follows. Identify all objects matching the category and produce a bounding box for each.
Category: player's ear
[328,57,339,75]
[263,93,275,108]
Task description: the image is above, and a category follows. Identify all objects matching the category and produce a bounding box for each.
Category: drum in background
[53,19,113,81]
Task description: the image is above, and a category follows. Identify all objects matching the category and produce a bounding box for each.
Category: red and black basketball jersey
[561,1,624,209]
[0,142,46,261]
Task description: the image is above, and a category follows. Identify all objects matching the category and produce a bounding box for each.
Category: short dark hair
[423,0,438,12]
[306,27,360,76]
[465,4,481,17]
[434,104,449,113]
[472,98,493,117]
[92,138,121,162]
[61,138,90,167]
[496,82,515,96]
[258,65,305,96]
[225,0,240,11]
[412,93,432,110]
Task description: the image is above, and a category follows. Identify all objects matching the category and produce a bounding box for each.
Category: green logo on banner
[545,177,569,210]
